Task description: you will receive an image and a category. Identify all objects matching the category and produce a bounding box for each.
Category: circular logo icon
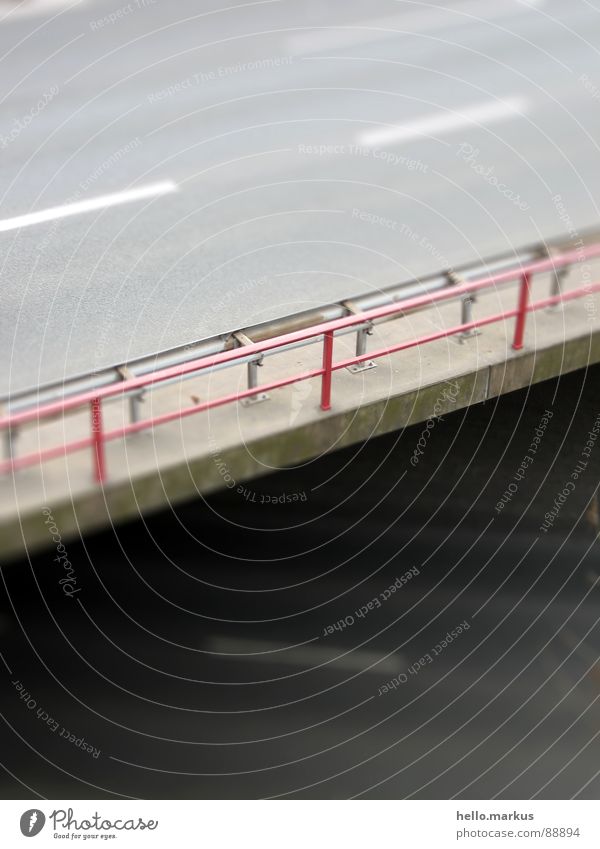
[19,810,45,837]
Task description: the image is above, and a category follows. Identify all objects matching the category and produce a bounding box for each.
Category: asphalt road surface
[1,0,600,394]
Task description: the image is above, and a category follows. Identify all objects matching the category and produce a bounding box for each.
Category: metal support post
[447,271,480,342]
[459,295,480,342]
[233,331,269,406]
[91,397,106,483]
[513,272,531,350]
[118,366,145,426]
[342,300,376,373]
[3,428,14,463]
[549,265,569,311]
[321,329,334,411]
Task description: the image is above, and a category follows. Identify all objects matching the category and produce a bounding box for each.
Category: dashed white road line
[0,0,87,22]
[357,96,528,148]
[208,637,402,675]
[0,0,89,21]
[287,0,545,56]
[0,179,177,233]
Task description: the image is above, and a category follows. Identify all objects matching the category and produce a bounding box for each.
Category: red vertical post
[512,272,531,350]
[91,397,106,483]
[321,329,334,411]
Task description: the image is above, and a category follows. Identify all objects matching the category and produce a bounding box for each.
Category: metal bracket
[547,250,569,311]
[232,331,253,347]
[447,271,480,342]
[233,331,269,406]
[118,366,145,424]
[0,404,15,461]
[342,300,376,373]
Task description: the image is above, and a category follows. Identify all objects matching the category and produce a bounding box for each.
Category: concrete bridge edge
[2,331,599,563]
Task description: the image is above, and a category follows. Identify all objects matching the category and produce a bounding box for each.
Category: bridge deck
[1,260,599,561]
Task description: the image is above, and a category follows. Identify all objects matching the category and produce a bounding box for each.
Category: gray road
[1,0,600,395]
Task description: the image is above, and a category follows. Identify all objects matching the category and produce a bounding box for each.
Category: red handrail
[513,271,532,351]
[1,243,599,483]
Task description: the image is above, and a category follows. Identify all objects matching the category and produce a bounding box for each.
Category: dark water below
[1,365,600,799]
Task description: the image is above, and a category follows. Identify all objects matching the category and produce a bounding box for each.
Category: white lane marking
[208,637,403,675]
[0,0,87,22]
[287,0,545,55]
[0,180,177,233]
[358,97,527,148]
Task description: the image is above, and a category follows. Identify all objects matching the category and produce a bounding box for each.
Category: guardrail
[1,243,600,484]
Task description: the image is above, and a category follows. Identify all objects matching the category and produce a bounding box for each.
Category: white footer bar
[0,800,597,847]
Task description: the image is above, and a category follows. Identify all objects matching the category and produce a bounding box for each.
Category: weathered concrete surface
[1,269,599,562]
